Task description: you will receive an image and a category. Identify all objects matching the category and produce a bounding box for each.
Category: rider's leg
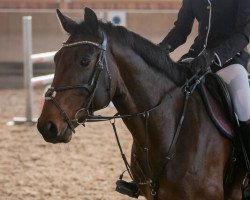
[216,64,250,199]
[216,64,250,149]
[216,64,250,123]
[216,63,250,135]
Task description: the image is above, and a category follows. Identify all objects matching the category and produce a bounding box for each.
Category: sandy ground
[0,88,146,200]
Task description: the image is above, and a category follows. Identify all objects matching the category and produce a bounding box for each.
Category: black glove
[189,50,215,74]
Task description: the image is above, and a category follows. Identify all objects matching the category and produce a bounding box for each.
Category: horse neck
[109,40,177,114]
[102,28,232,190]
[107,34,184,149]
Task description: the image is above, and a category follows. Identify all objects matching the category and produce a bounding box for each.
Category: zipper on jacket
[198,0,212,56]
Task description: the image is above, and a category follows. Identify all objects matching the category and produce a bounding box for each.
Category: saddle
[198,73,237,140]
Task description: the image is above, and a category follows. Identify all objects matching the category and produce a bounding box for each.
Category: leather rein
[44,32,206,199]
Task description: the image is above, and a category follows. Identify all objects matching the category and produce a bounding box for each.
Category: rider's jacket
[159,0,250,69]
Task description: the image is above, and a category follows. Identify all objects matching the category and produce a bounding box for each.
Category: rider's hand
[189,50,215,74]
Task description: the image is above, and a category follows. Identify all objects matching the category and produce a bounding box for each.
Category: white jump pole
[31,74,54,87]
[9,16,36,125]
[23,16,34,123]
[8,16,56,126]
[31,51,57,64]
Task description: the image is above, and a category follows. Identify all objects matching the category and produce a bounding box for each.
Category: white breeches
[216,64,250,122]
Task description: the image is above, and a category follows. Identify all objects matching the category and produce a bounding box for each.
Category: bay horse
[37,8,245,200]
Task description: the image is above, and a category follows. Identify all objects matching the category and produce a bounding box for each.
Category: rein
[44,31,208,199]
[85,72,208,199]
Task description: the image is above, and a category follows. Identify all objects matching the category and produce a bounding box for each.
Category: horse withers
[37,8,245,200]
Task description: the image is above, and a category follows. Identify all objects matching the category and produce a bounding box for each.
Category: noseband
[44,32,111,133]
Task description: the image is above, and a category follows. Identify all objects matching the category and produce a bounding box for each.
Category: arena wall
[1,9,249,88]
[0,9,196,64]
[0,0,181,10]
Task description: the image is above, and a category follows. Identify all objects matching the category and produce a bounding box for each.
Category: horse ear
[56,9,77,34]
[84,7,99,33]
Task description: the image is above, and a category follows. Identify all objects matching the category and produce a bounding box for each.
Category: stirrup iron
[116,179,140,199]
[242,173,250,200]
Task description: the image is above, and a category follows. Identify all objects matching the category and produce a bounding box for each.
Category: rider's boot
[240,120,250,200]
[240,120,250,157]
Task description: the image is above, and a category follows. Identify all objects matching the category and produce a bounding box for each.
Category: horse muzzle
[37,119,73,143]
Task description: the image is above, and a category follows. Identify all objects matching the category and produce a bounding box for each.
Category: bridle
[44,32,111,133]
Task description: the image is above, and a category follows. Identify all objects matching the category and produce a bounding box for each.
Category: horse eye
[80,58,90,67]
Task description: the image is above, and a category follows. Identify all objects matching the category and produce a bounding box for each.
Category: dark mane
[100,21,190,85]
[78,20,190,85]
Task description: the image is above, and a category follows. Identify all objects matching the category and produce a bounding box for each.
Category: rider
[159,0,250,197]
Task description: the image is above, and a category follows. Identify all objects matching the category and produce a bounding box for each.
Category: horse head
[37,8,116,143]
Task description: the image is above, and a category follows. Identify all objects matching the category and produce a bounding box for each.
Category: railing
[10,16,56,125]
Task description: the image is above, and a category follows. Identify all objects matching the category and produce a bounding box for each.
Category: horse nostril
[44,121,58,139]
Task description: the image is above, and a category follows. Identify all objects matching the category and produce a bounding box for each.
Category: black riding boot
[240,120,250,200]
